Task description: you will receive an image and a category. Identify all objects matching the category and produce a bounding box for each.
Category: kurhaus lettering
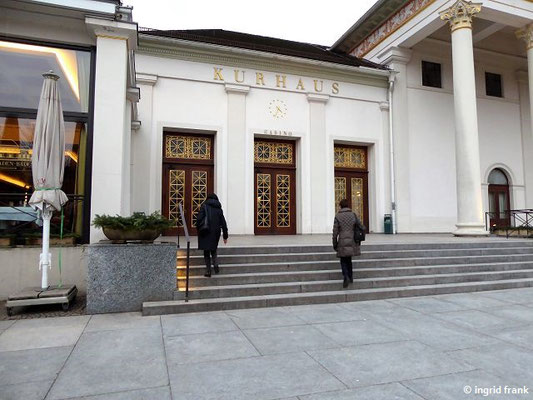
[213,67,340,94]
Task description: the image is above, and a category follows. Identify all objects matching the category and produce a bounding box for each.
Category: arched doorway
[488,168,510,228]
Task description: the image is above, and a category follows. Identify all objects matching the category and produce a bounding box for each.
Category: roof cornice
[138,34,390,88]
[332,0,409,53]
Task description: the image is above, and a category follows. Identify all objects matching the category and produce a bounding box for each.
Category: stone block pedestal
[87,242,177,314]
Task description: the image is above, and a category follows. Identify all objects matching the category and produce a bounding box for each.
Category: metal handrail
[178,203,191,302]
[485,209,533,238]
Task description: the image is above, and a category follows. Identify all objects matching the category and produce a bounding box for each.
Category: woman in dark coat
[332,199,365,288]
[196,193,228,277]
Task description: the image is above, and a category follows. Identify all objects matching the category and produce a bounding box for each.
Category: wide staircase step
[143,239,533,315]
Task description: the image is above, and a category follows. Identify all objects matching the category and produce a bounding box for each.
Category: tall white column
[86,18,137,242]
[225,84,250,234]
[307,93,329,233]
[440,0,487,236]
[517,24,533,207]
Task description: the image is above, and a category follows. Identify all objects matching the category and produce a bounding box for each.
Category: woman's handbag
[198,206,210,234]
[353,213,366,243]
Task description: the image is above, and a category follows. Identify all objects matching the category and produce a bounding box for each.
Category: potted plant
[93,211,173,243]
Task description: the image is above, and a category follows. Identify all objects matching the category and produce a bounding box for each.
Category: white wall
[0,246,86,300]
[401,39,528,232]
[134,52,389,234]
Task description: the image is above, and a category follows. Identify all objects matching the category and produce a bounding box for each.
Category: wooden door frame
[161,132,214,236]
[254,166,296,235]
[333,144,369,232]
[488,183,511,228]
[254,138,297,235]
[334,169,370,232]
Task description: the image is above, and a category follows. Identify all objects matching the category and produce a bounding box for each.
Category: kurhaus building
[0,0,532,244]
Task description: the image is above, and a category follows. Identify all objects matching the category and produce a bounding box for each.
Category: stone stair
[142,240,533,315]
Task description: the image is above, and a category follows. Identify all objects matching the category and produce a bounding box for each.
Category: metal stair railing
[178,203,191,302]
[485,209,533,238]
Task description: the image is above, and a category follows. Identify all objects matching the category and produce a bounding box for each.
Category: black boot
[343,278,349,288]
[213,264,220,274]
[204,266,212,277]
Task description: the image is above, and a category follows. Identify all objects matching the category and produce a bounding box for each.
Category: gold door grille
[191,171,208,227]
[254,141,293,165]
[334,177,347,213]
[276,174,290,227]
[351,177,364,224]
[169,170,185,227]
[334,147,366,169]
[166,135,211,160]
[257,174,271,227]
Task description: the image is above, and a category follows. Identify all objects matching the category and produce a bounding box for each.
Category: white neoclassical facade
[0,0,532,243]
[334,0,533,235]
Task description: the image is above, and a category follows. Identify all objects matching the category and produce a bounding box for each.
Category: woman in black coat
[196,193,228,277]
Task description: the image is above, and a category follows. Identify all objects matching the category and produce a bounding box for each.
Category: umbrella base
[6,285,77,316]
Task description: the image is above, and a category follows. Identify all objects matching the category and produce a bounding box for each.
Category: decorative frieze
[439,0,482,33]
[516,23,533,50]
[351,0,436,58]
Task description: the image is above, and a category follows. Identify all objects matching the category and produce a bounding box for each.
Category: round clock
[269,99,287,119]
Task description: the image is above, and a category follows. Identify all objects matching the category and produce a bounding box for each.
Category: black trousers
[203,250,218,269]
[340,257,353,281]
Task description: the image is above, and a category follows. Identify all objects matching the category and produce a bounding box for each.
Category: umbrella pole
[40,205,52,290]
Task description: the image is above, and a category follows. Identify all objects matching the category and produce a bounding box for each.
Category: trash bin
[384,214,393,234]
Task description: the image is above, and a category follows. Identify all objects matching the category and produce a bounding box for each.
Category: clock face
[269,100,287,119]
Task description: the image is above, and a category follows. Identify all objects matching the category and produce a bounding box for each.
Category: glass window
[422,61,442,88]
[485,72,503,98]
[0,41,91,112]
[488,169,508,185]
[0,117,88,236]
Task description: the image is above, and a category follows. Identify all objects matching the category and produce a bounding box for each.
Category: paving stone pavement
[1,288,533,400]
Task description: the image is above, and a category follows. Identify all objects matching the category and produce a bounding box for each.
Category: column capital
[439,0,482,33]
[225,83,250,95]
[516,23,533,51]
[377,46,412,66]
[136,73,158,86]
[307,93,329,104]
[85,17,138,49]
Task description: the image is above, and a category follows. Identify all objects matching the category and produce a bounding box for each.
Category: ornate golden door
[162,133,214,236]
[334,145,369,230]
[254,139,296,235]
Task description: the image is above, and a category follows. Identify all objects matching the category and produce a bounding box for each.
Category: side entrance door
[488,184,510,228]
[334,145,369,231]
[254,139,296,235]
[162,133,214,236]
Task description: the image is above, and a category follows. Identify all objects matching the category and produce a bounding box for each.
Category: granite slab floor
[1,288,533,400]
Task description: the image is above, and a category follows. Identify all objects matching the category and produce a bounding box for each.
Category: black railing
[178,203,191,302]
[0,193,85,245]
[485,209,533,238]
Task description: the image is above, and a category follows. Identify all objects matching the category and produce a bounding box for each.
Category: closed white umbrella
[29,71,69,290]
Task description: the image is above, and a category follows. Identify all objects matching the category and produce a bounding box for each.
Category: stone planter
[102,227,161,243]
[86,242,177,313]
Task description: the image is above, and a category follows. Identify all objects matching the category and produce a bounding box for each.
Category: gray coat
[332,208,365,258]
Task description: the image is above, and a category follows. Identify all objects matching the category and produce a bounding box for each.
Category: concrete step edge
[143,278,533,313]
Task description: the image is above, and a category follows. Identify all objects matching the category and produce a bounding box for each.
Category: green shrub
[93,211,173,231]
